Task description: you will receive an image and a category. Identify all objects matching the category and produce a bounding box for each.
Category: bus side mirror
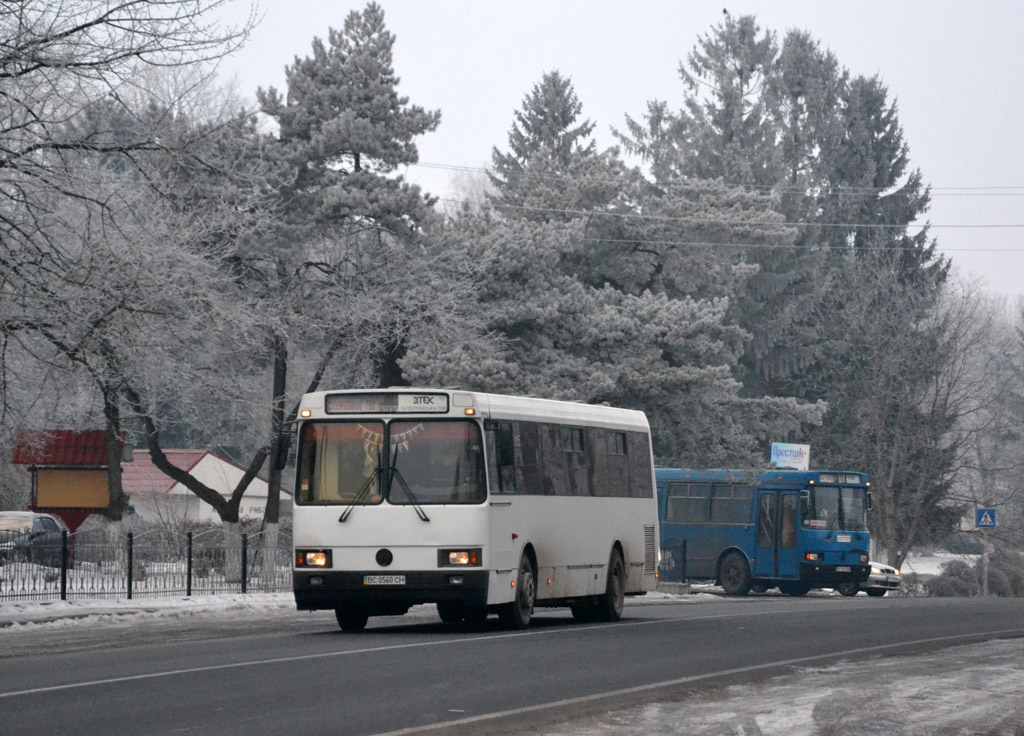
[867,491,873,511]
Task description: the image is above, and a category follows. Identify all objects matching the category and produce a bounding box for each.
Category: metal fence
[0,526,293,601]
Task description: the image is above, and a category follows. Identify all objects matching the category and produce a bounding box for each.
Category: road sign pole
[982,530,989,597]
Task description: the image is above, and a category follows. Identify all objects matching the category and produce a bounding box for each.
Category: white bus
[292,388,659,631]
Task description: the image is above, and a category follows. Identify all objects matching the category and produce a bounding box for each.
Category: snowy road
[2,589,1023,735]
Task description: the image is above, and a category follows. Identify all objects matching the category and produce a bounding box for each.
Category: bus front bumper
[293,570,489,611]
[800,563,870,584]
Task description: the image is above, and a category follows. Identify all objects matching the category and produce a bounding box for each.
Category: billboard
[770,442,810,471]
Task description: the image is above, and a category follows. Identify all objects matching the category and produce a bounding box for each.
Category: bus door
[753,490,800,580]
[485,421,516,564]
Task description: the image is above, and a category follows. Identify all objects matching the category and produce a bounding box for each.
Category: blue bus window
[666,483,709,522]
[710,484,753,524]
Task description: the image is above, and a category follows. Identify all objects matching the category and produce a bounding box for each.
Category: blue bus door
[753,490,801,580]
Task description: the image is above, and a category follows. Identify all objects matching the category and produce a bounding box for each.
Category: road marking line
[0,606,995,701]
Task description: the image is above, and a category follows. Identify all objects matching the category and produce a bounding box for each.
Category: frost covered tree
[617,14,966,557]
[434,71,823,465]
[244,2,485,546]
[0,0,254,516]
[2,83,269,532]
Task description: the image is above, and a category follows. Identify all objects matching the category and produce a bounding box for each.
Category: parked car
[0,511,68,568]
[837,561,901,597]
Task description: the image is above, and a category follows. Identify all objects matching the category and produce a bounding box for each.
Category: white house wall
[128,454,279,524]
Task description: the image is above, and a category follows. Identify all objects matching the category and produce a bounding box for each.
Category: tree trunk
[222,519,243,584]
[260,521,279,589]
[102,384,128,521]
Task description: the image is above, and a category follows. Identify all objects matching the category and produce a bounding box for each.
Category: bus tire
[593,549,626,622]
[779,581,811,597]
[499,554,536,629]
[719,552,751,596]
[436,602,464,623]
[335,606,369,632]
[837,582,859,597]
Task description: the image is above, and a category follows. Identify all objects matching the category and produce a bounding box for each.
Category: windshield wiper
[338,449,382,522]
[387,446,430,522]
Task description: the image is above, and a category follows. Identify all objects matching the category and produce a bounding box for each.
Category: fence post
[127,532,134,600]
[241,533,248,594]
[186,531,193,597]
[60,530,68,601]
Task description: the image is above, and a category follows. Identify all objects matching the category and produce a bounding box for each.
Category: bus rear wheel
[335,606,369,632]
[593,549,625,622]
[719,552,751,596]
[499,554,535,629]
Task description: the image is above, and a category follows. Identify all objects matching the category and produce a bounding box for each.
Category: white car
[837,561,901,597]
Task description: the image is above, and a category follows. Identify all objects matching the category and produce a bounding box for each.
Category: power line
[408,161,1024,198]
[437,198,1024,231]
[584,237,1022,253]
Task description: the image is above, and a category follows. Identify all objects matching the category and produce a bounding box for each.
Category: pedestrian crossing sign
[976,508,996,529]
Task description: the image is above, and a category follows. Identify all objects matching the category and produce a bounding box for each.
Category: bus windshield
[804,485,869,531]
[296,420,485,505]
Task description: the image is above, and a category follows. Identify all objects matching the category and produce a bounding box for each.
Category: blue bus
[656,469,871,596]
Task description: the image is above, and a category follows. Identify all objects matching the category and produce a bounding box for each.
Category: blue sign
[976,508,997,529]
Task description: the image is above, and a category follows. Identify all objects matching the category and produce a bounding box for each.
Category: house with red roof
[123,450,283,524]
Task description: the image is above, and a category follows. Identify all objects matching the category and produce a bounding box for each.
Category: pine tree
[431,71,823,465]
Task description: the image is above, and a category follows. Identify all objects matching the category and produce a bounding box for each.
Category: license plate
[836,566,851,572]
[363,575,405,585]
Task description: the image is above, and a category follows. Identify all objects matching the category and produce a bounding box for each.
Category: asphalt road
[2,595,1023,736]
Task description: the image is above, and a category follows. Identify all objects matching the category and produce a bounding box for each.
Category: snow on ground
[535,636,1024,736]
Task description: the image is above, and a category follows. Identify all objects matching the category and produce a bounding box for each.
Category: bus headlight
[438,548,482,567]
[296,549,332,568]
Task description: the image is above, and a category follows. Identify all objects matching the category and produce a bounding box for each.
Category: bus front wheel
[719,552,751,596]
[335,606,369,632]
[436,602,464,623]
[499,554,536,629]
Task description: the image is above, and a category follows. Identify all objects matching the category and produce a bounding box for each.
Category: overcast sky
[218,1,1024,301]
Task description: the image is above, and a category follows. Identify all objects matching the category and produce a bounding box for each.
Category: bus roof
[655,468,868,485]
[299,388,650,432]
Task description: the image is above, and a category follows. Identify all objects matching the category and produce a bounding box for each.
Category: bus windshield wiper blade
[339,450,382,522]
[388,447,430,522]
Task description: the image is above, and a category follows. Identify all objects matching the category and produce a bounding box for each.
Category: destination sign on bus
[324,392,449,414]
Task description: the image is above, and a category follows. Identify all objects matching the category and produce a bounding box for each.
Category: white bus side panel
[486,496,657,605]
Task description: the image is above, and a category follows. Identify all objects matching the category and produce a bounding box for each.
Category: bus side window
[515,421,543,495]
[626,432,652,498]
[487,421,517,494]
[666,483,709,522]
